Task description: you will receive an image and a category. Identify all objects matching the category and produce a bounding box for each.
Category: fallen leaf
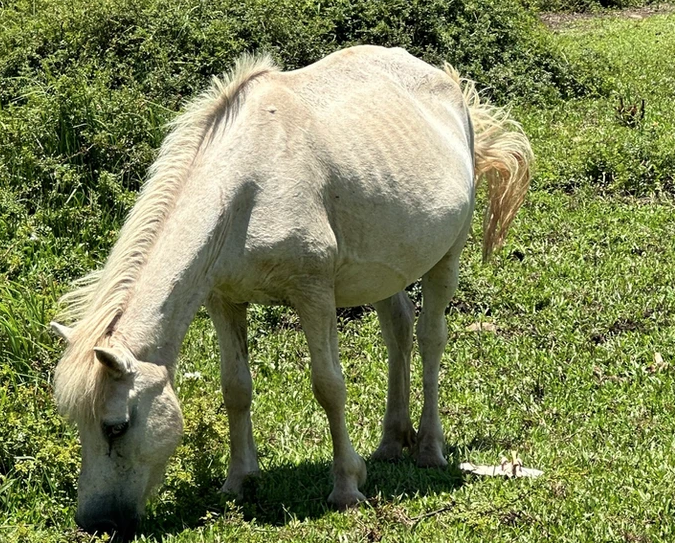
[459,451,543,478]
[466,322,498,333]
[647,351,667,374]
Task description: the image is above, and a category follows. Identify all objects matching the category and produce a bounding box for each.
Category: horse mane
[54,53,278,421]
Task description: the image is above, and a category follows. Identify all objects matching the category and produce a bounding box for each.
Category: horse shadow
[142,447,467,537]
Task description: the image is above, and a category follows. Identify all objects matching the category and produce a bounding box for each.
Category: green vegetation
[2,1,675,541]
[522,13,675,194]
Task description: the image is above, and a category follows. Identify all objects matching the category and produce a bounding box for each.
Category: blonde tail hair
[444,64,534,261]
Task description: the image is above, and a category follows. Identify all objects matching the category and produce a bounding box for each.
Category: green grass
[3,7,675,543]
[519,13,675,195]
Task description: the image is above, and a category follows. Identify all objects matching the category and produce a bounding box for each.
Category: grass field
[2,7,675,543]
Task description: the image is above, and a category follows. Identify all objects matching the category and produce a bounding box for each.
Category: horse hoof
[328,489,367,510]
[219,482,243,500]
[219,471,259,500]
[371,441,404,462]
[416,451,448,469]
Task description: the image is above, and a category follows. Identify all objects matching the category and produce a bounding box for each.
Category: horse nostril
[76,516,119,536]
[91,520,119,535]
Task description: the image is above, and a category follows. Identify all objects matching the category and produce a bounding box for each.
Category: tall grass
[0,282,57,374]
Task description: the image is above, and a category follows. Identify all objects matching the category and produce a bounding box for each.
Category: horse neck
[111,177,230,367]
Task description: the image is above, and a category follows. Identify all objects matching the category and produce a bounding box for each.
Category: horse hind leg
[295,291,367,508]
[415,248,462,468]
[206,296,259,498]
[372,291,417,462]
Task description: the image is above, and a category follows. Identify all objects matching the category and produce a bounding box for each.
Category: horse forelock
[53,324,113,422]
[54,53,279,420]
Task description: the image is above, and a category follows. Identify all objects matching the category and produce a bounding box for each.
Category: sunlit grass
[518,13,675,194]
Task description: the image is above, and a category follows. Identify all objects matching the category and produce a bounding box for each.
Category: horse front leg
[206,296,259,497]
[295,293,367,508]
[372,291,416,461]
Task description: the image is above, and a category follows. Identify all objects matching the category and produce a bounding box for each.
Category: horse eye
[103,421,129,440]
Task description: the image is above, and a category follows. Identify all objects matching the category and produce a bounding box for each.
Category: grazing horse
[51,45,532,539]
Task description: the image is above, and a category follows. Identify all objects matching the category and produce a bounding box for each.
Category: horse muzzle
[76,507,140,541]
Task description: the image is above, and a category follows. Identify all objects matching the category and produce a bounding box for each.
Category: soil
[540,3,675,30]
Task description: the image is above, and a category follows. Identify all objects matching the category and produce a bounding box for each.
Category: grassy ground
[521,11,675,195]
[2,10,675,543]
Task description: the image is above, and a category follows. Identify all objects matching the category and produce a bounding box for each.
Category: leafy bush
[0,365,79,527]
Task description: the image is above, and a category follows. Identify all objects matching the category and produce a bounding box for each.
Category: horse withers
[51,45,533,539]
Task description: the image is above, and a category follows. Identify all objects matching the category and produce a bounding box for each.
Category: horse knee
[378,292,415,353]
[311,369,346,412]
[396,297,415,345]
[222,369,252,412]
[417,312,447,352]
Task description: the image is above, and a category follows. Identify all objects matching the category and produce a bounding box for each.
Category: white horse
[51,45,532,539]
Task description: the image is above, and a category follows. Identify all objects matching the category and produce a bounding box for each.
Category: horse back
[204,47,475,306]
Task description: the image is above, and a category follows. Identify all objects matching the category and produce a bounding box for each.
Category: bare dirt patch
[540,3,675,30]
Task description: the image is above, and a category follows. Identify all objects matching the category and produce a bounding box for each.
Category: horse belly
[332,200,470,307]
[333,263,414,307]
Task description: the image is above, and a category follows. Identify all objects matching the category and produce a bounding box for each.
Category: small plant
[614,95,646,128]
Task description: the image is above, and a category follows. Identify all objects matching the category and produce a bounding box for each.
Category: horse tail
[444,64,534,261]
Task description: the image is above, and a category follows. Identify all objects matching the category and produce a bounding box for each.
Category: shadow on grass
[141,447,466,537]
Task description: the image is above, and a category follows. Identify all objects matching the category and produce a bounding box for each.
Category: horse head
[52,322,183,540]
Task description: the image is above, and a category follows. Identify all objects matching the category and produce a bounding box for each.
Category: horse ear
[94,347,134,378]
[50,321,74,343]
